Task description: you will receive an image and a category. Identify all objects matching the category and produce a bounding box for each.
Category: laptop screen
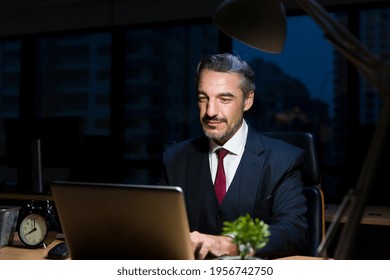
[51,181,195,260]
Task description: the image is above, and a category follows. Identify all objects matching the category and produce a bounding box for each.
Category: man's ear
[244,91,254,111]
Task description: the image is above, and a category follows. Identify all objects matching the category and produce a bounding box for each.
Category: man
[160,53,308,259]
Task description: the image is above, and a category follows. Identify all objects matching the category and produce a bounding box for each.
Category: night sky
[234,16,335,116]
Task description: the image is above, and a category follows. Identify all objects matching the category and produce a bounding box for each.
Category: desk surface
[325,204,390,226]
[277,255,328,260]
[1,235,323,260]
[0,237,65,260]
[0,243,324,260]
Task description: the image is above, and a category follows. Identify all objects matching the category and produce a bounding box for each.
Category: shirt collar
[210,120,248,155]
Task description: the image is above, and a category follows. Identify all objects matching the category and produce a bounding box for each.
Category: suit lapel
[185,138,214,229]
[222,127,266,216]
[184,128,267,225]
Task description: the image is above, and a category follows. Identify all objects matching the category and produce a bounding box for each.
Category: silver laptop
[50,181,195,260]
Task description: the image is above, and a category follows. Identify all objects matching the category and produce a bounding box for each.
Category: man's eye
[198,96,207,102]
[220,98,232,103]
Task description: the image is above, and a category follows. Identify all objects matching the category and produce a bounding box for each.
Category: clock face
[19,213,48,246]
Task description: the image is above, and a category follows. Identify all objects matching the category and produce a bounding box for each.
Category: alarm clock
[18,199,58,248]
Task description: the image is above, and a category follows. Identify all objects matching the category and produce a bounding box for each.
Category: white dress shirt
[209,120,248,190]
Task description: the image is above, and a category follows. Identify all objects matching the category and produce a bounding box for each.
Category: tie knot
[216,148,229,160]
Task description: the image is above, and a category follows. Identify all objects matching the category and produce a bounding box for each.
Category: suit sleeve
[257,145,308,259]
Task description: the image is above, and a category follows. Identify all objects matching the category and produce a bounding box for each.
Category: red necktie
[214,148,229,204]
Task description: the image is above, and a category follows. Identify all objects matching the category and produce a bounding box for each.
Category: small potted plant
[222,214,270,259]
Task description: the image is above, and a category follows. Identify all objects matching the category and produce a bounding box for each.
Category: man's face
[197,70,254,145]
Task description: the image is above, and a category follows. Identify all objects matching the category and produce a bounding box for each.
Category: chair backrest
[261,131,325,257]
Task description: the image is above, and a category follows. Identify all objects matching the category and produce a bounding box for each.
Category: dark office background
[0,0,389,208]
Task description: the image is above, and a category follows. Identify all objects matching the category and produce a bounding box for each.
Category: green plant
[222,214,270,259]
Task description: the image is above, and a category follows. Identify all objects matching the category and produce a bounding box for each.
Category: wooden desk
[0,235,66,260]
[277,255,328,260]
[1,238,324,260]
[1,243,323,260]
[325,204,390,226]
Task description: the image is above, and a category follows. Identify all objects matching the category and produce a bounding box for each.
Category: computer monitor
[3,117,84,193]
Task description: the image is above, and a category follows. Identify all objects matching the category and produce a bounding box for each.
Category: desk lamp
[213,0,390,259]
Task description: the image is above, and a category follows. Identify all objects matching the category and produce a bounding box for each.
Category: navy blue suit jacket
[160,126,308,258]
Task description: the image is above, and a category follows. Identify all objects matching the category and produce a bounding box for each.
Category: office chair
[262,131,325,257]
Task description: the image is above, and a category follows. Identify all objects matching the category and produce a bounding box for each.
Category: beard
[201,116,243,145]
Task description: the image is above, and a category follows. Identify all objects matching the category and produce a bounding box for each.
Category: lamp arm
[294,0,390,96]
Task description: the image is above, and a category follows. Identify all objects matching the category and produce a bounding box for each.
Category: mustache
[201,116,227,123]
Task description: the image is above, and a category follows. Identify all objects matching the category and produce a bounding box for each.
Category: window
[233,9,389,204]
[36,33,111,135]
[0,40,21,184]
[123,24,219,183]
[0,5,388,206]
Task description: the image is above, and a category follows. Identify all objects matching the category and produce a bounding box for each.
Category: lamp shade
[213,0,286,53]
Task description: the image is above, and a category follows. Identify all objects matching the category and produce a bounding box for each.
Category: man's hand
[190,231,238,259]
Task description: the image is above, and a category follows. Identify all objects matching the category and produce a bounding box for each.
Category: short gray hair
[195,53,255,97]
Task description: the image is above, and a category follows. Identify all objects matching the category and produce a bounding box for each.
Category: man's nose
[206,100,218,117]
